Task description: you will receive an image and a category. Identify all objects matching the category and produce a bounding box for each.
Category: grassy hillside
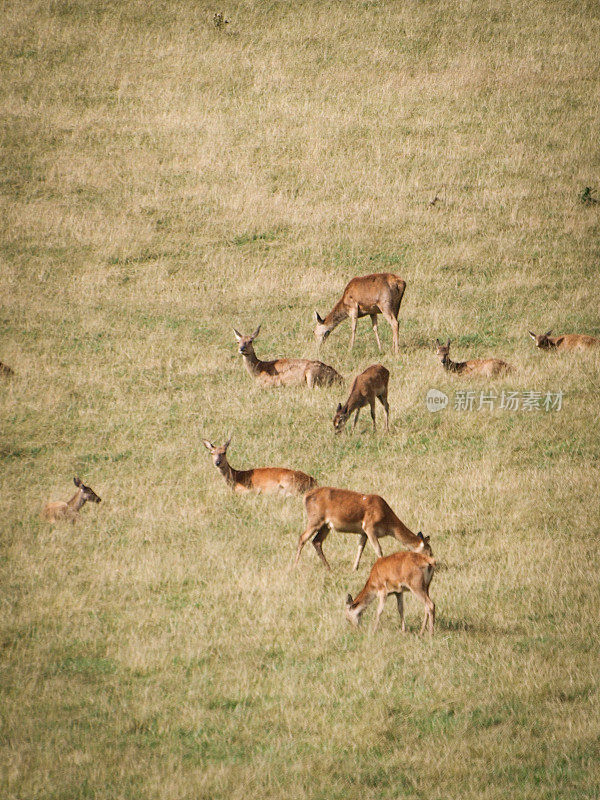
[1,1,599,798]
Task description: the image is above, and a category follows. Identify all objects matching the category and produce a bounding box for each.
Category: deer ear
[417,531,424,540]
[251,324,261,339]
[224,435,232,449]
[74,477,82,487]
[436,338,441,346]
[545,329,553,337]
[336,403,342,412]
[346,594,353,606]
[202,440,214,451]
[446,338,451,347]
[528,331,537,340]
[233,328,242,341]
[314,311,324,324]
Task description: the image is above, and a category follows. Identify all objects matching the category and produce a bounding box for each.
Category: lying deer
[436,339,513,378]
[528,330,600,351]
[42,477,102,523]
[234,326,343,388]
[203,437,317,496]
[333,364,389,434]
[314,273,406,355]
[294,486,432,571]
[345,550,435,635]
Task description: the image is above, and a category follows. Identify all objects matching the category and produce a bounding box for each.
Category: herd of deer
[34,271,598,634]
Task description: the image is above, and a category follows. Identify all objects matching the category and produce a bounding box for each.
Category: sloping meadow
[1,1,599,798]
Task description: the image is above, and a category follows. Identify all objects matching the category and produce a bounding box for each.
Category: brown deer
[0,361,14,377]
[333,364,390,434]
[345,550,435,635]
[436,339,513,378]
[294,486,432,572]
[528,330,600,351]
[42,477,101,523]
[234,326,343,388]
[314,273,406,355]
[203,437,317,496]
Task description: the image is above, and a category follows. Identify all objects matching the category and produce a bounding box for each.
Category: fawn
[333,364,389,433]
[203,437,317,496]
[234,326,343,388]
[436,339,513,377]
[294,486,432,571]
[42,477,101,523]
[345,550,435,635]
[314,273,406,355]
[528,330,600,351]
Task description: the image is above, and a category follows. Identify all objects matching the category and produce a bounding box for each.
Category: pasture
[1,1,599,797]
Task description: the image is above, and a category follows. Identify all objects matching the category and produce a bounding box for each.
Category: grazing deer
[203,437,317,496]
[345,550,435,635]
[234,326,343,388]
[0,361,14,376]
[42,477,101,523]
[314,273,406,355]
[294,486,432,571]
[333,364,390,434]
[435,339,513,378]
[528,330,600,351]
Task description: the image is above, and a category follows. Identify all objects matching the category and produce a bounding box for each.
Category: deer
[203,437,317,496]
[333,364,390,434]
[345,550,435,635]
[42,477,102,523]
[435,339,513,378]
[233,326,343,388]
[314,273,406,355]
[0,361,14,377]
[294,486,432,572]
[528,330,600,351]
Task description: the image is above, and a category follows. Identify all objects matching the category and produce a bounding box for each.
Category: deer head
[233,326,261,356]
[73,476,101,505]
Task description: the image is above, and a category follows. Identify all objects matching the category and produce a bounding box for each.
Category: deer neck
[218,460,248,489]
[323,300,349,332]
[241,347,263,377]
[442,354,465,373]
[392,519,421,549]
[67,488,86,511]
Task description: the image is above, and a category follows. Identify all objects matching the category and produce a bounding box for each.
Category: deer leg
[352,408,360,431]
[352,533,368,571]
[362,523,384,561]
[349,309,358,350]
[411,587,435,636]
[395,592,406,632]
[369,400,376,431]
[373,591,386,632]
[294,523,321,568]
[305,367,315,389]
[370,314,382,352]
[311,525,332,571]
[382,309,399,355]
[378,393,390,432]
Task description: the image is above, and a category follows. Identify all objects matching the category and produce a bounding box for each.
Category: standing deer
[203,437,317,496]
[333,364,390,434]
[314,273,406,355]
[294,486,432,571]
[234,326,343,388]
[345,550,435,635]
[42,477,101,523]
[435,339,513,378]
[528,330,600,351]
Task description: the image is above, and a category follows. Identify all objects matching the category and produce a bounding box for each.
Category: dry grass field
[1,1,600,797]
